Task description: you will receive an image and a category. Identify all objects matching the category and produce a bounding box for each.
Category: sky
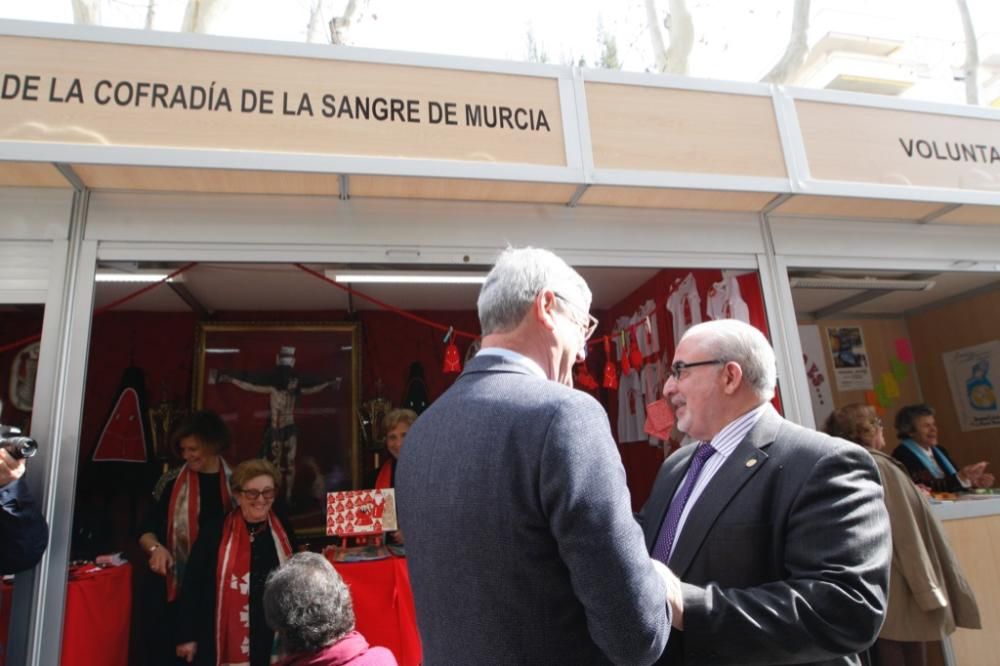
[2,0,999,104]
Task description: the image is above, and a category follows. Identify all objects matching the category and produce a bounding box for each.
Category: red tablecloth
[0,563,131,666]
[329,556,422,666]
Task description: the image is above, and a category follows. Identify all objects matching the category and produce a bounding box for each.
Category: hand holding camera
[0,424,38,487]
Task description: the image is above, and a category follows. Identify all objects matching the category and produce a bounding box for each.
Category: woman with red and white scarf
[176,459,295,665]
[138,410,235,665]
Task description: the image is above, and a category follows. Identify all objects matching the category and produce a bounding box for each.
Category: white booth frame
[2,18,1000,665]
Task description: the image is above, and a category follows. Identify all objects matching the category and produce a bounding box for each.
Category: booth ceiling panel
[348,176,577,204]
[585,83,787,178]
[848,272,1000,314]
[771,195,944,220]
[73,165,342,196]
[0,162,70,188]
[91,264,661,313]
[578,186,776,212]
[931,205,1000,226]
[792,271,1000,317]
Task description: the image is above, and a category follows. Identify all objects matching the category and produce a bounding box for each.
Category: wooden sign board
[797,100,1000,193]
[0,35,567,166]
[585,82,787,178]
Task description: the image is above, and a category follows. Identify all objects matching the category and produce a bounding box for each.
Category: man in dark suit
[397,247,680,665]
[637,319,891,665]
[0,446,49,574]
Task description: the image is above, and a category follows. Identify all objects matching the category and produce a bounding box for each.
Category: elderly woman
[176,459,295,666]
[891,403,993,492]
[264,552,398,665]
[825,404,980,666]
[138,410,235,664]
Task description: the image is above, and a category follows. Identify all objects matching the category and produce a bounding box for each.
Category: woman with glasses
[176,459,295,666]
[824,404,980,666]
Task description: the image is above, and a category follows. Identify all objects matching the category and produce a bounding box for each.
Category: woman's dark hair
[171,410,230,455]
[894,403,935,440]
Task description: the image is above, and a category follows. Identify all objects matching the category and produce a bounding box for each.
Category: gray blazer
[637,407,891,666]
[397,354,670,665]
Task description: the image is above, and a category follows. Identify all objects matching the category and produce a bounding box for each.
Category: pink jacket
[276,632,398,666]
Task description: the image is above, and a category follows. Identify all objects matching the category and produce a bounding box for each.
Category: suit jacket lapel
[667,407,783,577]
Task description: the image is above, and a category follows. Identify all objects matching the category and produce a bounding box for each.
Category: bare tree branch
[956,0,980,104]
[72,0,102,25]
[762,0,811,84]
[329,0,367,45]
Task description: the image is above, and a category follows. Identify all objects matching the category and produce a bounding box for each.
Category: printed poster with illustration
[943,341,1000,431]
[326,489,398,536]
[826,326,873,391]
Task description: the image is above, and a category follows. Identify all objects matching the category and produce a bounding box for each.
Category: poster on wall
[798,325,835,428]
[942,341,1000,432]
[826,326,873,391]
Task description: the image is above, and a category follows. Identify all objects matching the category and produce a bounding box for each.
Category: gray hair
[264,552,355,654]
[684,319,776,401]
[477,247,592,335]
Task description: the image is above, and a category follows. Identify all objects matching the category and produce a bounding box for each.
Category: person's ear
[535,289,558,332]
[721,361,744,395]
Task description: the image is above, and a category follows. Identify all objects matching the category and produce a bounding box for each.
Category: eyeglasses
[239,488,276,500]
[553,292,599,341]
[669,359,726,381]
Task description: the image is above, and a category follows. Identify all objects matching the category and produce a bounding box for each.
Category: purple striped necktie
[652,442,716,564]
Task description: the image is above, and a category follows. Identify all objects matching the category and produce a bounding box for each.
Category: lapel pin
[745,458,758,468]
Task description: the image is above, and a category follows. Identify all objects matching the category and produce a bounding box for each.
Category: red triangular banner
[92,387,148,463]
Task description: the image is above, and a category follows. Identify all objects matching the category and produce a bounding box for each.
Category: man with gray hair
[264,552,397,665]
[397,247,680,665]
[637,319,891,665]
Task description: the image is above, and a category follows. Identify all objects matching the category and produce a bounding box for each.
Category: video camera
[0,424,37,460]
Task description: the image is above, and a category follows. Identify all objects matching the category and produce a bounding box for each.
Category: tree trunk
[72,0,102,25]
[664,0,694,75]
[762,0,811,84]
[145,0,156,30]
[644,0,668,72]
[181,0,222,33]
[956,0,980,104]
[306,0,327,43]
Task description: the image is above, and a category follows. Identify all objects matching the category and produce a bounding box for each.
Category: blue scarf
[900,438,957,478]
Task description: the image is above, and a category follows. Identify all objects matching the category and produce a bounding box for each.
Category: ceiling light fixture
[327,270,487,285]
[789,276,935,292]
[95,272,171,283]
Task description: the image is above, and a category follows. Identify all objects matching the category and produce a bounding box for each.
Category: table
[1,563,131,666]
[329,555,422,666]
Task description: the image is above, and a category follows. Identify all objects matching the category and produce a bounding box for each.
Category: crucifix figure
[218,347,338,501]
